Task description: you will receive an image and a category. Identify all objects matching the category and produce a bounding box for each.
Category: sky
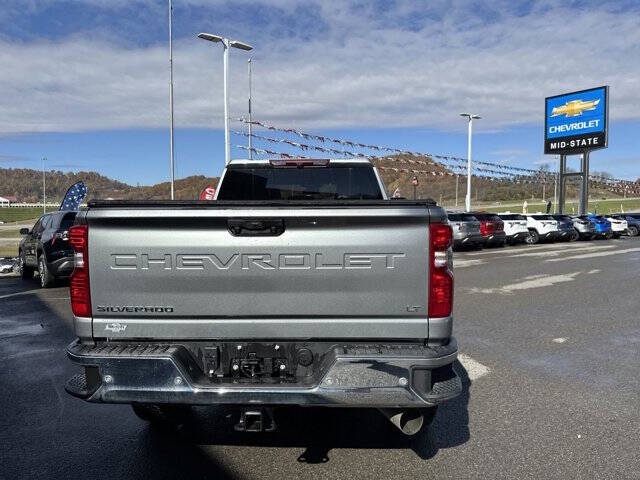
[0,0,639,185]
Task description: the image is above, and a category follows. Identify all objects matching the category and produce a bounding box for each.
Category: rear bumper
[483,232,506,245]
[557,229,574,239]
[506,231,529,241]
[453,234,485,247]
[541,230,559,240]
[65,338,461,408]
[48,256,74,276]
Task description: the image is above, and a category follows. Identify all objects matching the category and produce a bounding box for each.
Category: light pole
[198,33,253,165]
[248,58,253,160]
[41,157,46,214]
[168,0,175,199]
[460,113,481,212]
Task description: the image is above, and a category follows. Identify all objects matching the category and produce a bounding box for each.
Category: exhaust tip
[379,408,424,436]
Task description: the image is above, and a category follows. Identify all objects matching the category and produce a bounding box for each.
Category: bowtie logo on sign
[550,99,600,118]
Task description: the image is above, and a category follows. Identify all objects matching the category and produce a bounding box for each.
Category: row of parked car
[448,211,640,249]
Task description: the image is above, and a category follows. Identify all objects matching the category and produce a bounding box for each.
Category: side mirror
[19,228,30,235]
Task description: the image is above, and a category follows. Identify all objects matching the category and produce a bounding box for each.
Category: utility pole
[42,157,46,214]
[554,172,558,213]
[198,33,253,166]
[455,175,459,207]
[460,113,481,212]
[248,58,253,160]
[168,0,175,199]
[542,183,545,202]
[579,152,590,215]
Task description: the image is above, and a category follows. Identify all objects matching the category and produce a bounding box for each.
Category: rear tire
[38,255,55,288]
[628,225,639,237]
[526,229,539,244]
[19,252,34,280]
[131,404,191,428]
[569,230,579,242]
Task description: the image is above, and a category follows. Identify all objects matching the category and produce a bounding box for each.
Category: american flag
[59,181,88,211]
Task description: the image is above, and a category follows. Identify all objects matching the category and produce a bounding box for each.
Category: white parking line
[501,244,616,258]
[459,242,584,257]
[546,247,640,262]
[0,289,42,300]
[457,354,490,380]
[467,271,582,294]
[454,258,487,268]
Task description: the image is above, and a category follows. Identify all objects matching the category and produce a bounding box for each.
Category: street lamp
[42,157,47,214]
[198,33,253,166]
[460,113,481,212]
[168,0,175,199]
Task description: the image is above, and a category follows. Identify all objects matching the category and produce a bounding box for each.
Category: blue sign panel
[544,86,608,154]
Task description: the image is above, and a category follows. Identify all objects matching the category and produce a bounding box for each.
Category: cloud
[0,154,34,163]
[0,1,639,134]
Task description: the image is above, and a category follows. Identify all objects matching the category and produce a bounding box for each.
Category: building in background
[0,195,18,206]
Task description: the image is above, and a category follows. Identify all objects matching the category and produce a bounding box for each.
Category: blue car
[586,214,612,239]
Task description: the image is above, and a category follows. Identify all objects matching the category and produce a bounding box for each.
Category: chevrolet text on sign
[544,86,608,155]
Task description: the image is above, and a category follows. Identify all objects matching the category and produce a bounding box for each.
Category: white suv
[498,213,530,245]
[605,215,628,238]
[524,214,560,244]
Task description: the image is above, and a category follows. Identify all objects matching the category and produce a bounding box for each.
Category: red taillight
[428,223,453,318]
[479,221,495,236]
[69,224,91,317]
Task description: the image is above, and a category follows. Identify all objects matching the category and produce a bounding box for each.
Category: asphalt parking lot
[1,237,639,479]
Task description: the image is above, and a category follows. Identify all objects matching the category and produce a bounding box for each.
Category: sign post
[544,86,608,215]
[411,176,418,200]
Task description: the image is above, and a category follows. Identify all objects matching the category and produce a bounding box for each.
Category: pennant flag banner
[59,181,88,211]
[235,118,639,190]
[234,119,640,193]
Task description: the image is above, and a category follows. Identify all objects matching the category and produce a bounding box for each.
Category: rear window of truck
[59,212,77,230]
[217,166,384,200]
[447,214,477,221]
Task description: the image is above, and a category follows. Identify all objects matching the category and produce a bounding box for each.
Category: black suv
[18,211,77,287]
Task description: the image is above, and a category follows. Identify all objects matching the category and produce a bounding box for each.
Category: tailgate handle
[228,218,285,236]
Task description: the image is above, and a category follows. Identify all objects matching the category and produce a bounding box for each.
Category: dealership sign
[544,86,608,154]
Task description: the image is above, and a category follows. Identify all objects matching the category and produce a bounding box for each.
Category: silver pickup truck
[65,158,460,435]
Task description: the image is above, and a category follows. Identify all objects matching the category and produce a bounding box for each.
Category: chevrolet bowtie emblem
[550,99,600,118]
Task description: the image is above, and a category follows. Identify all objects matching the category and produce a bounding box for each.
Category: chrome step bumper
[66,339,460,408]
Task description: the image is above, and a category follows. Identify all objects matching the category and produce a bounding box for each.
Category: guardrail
[0,203,87,208]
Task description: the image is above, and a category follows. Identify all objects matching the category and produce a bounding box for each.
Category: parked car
[604,215,628,238]
[586,214,612,239]
[497,213,530,245]
[524,214,560,244]
[0,258,16,274]
[64,158,461,436]
[552,215,579,241]
[471,212,506,247]
[610,213,640,237]
[447,212,485,249]
[18,211,77,287]
[571,216,596,240]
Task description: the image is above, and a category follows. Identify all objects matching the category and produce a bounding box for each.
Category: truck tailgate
[85,202,433,340]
